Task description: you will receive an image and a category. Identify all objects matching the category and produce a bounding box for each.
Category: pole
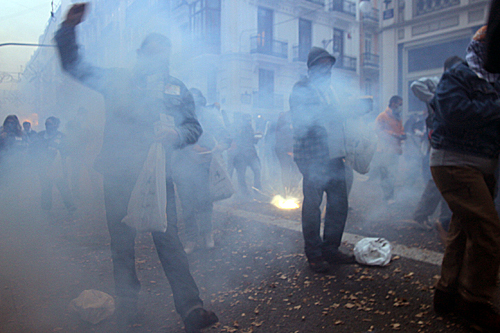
[0,43,56,48]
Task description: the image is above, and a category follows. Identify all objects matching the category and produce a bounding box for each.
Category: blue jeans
[103,175,203,318]
[298,158,348,261]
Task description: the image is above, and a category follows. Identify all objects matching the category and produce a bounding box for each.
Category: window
[333,28,344,66]
[257,7,273,54]
[365,33,373,55]
[189,0,221,54]
[407,38,469,72]
[298,19,312,62]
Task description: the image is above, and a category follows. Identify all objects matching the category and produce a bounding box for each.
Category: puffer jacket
[430,62,500,159]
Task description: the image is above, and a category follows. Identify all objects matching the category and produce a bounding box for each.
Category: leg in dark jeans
[413,179,443,223]
[249,156,262,191]
[103,176,141,302]
[176,175,198,241]
[323,158,349,254]
[301,167,326,261]
[152,179,203,319]
[103,176,203,319]
[379,165,394,200]
[233,155,249,196]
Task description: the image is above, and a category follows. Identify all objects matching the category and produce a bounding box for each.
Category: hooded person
[55,4,218,332]
[289,47,356,274]
[429,26,500,332]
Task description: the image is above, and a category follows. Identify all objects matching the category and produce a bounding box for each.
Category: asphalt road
[0,169,480,333]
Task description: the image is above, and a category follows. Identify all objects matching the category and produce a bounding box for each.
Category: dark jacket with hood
[289,47,345,169]
[55,25,202,178]
[430,62,500,159]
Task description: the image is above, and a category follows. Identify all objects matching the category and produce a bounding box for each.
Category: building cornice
[380,0,488,32]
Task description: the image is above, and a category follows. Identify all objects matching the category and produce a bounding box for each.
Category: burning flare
[271,195,300,210]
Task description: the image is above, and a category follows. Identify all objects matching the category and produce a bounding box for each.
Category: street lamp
[359,0,372,15]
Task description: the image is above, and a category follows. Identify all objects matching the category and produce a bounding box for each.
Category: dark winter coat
[55,25,202,177]
[430,62,500,158]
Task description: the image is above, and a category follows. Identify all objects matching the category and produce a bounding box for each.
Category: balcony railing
[363,52,379,68]
[305,0,325,5]
[250,35,288,59]
[252,92,284,110]
[336,55,357,72]
[362,7,379,24]
[329,0,356,16]
[292,45,309,62]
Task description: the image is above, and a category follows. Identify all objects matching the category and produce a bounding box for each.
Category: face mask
[135,53,169,76]
[309,63,332,79]
[393,106,402,114]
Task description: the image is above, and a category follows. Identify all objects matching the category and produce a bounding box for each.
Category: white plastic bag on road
[69,289,115,324]
[354,237,392,266]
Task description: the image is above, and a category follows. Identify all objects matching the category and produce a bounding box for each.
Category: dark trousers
[431,166,500,304]
[276,150,300,194]
[103,175,202,318]
[299,158,348,261]
[175,161,213,241]
[40,177,74,210]
[413,178,452,229]
[233,154,262,195]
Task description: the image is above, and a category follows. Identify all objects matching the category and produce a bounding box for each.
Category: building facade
[22,0,374,127]
[170,0,365,125]
[379,0,489,115]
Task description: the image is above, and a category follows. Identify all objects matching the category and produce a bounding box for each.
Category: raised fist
[64,3,88,27]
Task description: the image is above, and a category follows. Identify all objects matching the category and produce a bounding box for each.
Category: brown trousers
[431,166,500,304]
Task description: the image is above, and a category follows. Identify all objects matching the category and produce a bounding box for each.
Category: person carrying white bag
[55,5,218,331]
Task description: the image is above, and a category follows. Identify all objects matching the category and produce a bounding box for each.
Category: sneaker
[387,199,396,205]
[435,221,448,246]
[184,241,197,254]
[323,250,357,265]
[184,308,219,333]
[433,289,457,315]
[456,297,500,332]
[204,232,215,249]
[308,258,330,273]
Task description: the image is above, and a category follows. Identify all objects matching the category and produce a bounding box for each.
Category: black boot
[184,307,218,333]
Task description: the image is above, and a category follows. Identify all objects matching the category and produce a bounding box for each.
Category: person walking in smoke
[173,88,231,254]
[409,56,462,241]
[374,96,406,204]
[232,113,262,199]
[430,26,500,332]
[0,115,28,186]
[55,4,218,332]
[289,47,356,273]
[33,116,76,212]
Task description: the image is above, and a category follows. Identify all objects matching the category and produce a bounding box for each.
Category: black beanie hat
[307,47,336,69]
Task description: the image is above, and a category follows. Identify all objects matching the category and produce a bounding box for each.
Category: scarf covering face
[466,26,500,83]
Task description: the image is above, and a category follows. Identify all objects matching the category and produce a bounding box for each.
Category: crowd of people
[1,1,499,332]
